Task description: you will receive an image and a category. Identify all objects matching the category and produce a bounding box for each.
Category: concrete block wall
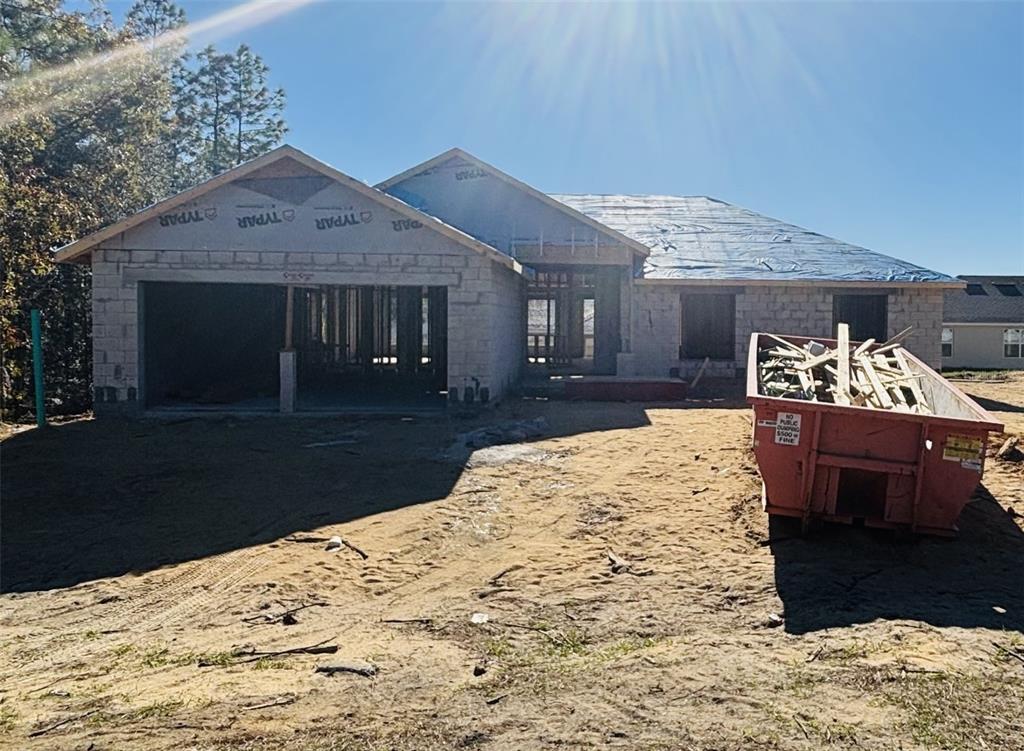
[630,285,681,378]
[90,245,522,413]
[627,283,947,379]
[91,254,140,412]
[444,254,524,405]
[734,287,833,374]
[485,263,526,401]
[739,286,943,369]
[888,287,944,368]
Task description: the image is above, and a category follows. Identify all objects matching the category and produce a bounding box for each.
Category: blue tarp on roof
[550,194,956,283]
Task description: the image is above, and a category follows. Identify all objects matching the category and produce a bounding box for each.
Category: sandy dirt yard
[1,375,1022,750]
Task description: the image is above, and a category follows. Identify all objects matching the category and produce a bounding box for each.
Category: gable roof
[552,194,960,286]
[376,148,650,258]
[944,276,1024,323]
[55,145,522,272]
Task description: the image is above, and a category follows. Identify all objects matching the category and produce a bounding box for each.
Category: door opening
[525,265,620,375]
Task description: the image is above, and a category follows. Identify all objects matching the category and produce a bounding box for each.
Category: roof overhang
[376,147,651,259]
[55,145,523,274]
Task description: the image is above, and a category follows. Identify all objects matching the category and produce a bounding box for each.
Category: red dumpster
[746,332,1003,536]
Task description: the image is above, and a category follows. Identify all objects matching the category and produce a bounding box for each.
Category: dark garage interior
[142,282,285,409]
[142,281,448,411]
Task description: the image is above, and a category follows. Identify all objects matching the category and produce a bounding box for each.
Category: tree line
[1,0,287,420]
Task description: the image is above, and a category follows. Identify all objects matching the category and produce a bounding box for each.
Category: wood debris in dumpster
[756,324,931,414]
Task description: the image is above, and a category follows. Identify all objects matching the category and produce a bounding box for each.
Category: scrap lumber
[836,324,851,406]
[690,356,711,389]
[996,436,1020,460]
[858,355,895,409]
[893,347,929,414]
[757,325,930,414]
[315,660,377,677]
[853,338,876,357]
[874,326,914,354]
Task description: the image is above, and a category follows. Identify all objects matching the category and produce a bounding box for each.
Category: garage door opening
[290,284,447,411]
[142,282,448,412]
[142,282,285,410]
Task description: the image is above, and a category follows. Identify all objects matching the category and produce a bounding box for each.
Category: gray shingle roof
[944,276,1024,324]
[550,194,956,284]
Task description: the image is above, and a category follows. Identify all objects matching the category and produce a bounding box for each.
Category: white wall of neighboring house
[941,323,1024,370]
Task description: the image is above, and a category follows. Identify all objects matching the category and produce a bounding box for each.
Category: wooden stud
[284,285,294,351]
[857,354,894,409]
[836,323,851,405]
[894,347,930,414]
[853,338,876,357]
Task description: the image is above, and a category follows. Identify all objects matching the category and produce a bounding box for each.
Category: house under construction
[56,145,959,414]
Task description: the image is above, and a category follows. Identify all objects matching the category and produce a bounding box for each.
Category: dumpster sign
[773,412,802,446]
[942,433,984,471]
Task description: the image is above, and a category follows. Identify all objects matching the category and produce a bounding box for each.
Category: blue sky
[112,0,1022,275]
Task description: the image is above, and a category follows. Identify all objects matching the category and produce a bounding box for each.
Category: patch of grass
[845,665,1024,750]
[0,703,17,734]
[193,650,237,667]
[87,704,177,727]
[739,725,783,748]
[482,636,513,659]
[774,667,829,701]
[472,628,660,699]
[140,646,175,668]
[252,657,292,670]
[594,635,659,662]
[141,645,204,668]
[87,696,215,728]
[120,643,238,669]
[473,635,576,696]
[991,635,1024,666]
[543,627,589,658]
[128,699,184,721]
[762,702,862,747]
[794,713,860,746]
[826,644,865,663]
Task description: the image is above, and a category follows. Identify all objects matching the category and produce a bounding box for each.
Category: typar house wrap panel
[382,153,633,257]
[99,164,479,257]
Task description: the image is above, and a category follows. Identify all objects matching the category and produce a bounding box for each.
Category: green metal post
[31,308,45,427]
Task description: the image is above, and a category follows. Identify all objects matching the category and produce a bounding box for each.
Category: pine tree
[0,0,287,419]
[122,0,189,197]
[186,45,234,175]
[124,0,185,41]
[226,44,286,166]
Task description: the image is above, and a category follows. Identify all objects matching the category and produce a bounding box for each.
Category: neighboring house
[942,276,1024,371]
[56,145,959,415]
